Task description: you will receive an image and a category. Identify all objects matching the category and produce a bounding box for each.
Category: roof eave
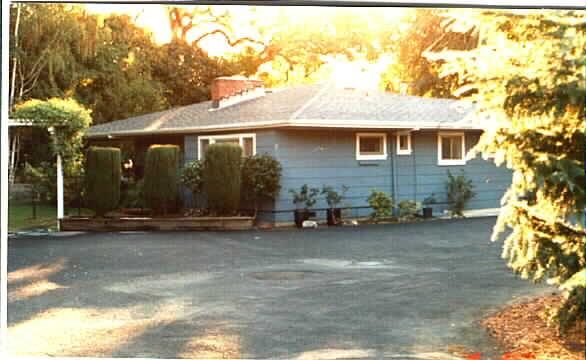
[84,119,486,139]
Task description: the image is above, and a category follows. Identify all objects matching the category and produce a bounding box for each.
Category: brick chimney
[210,76,265,109]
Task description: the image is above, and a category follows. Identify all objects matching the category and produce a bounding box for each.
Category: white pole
[56,153,64,230]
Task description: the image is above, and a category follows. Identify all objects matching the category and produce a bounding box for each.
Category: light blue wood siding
[393,131,512,215]
[270,129,512,222]
[182,128,512,223]
[271,129,394,222]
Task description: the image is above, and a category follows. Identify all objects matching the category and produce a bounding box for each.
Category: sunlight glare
[8,257,67,284]
[8,302,186,357]
[178,331,241,359]
[8,280,69,302]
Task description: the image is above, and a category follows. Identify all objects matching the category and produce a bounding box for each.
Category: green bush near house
[397,200,421,219]
[289,184,320,210]
[446,169,476,217]
[120,179,145,209]
[203,143,242,216]
[182,160,205,198]
[241,154,282,215]
[367,189,394,222]
[321,185,349,209]
[143,145,180,215]
[85,146,121,217]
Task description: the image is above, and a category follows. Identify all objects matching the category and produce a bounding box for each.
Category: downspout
[390,131,397,208]
[413,134,417,202]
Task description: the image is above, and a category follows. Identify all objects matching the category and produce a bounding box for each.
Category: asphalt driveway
[7,217,553,359]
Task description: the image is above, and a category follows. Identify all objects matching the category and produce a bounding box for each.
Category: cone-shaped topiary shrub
[203,143,242,216]
[86,146,121,217]
[143,144,180,215]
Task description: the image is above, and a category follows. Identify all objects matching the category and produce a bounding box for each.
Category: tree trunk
[8,128,21,185]
[9,3,21,110]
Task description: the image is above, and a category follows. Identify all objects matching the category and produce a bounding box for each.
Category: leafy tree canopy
[431,9,585,333]
[380,8,479,97]
[166,6,398,87]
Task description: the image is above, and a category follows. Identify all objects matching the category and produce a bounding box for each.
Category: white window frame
[198,133,256,160]
[356,132,388,160]
[396,131,412,155]
[438,132,466,166]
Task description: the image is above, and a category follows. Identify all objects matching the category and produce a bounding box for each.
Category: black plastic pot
[294,209,314,228]
[422,207,433,218]
[326,208,342,226]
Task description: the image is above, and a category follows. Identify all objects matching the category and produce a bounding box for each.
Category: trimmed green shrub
[143,145,180,215]
[397,200,421,219]
[241,154,282,215]
[446,169,476,217]
[367,189,394,222]
[85,146,121,217]
[203,143,242,216]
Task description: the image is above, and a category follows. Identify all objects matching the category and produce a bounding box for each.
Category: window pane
[442,135,463,160]
[399,135,409,150]
[243,137,254,156]
[360,136,383,154]
[215,138,239,144]
[451,136,462,159]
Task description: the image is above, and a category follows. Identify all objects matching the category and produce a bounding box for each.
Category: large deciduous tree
[166,6,396,88]
[380,8,478,98]
[152,40,236,107]
[9,4,169,124]
[431,10,585,333]
[74,13,169,124]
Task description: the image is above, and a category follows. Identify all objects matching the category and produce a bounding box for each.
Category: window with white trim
[438,132,466,166]
[198,133,256,160]
[396,132,412,155]
[356,133,387,160]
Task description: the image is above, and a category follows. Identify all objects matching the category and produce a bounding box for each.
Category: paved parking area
[7,217,552,359]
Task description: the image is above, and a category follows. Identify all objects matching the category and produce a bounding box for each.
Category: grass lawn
[8,200,94,232]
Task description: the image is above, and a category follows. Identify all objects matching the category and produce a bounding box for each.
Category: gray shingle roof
[85,81,481,138]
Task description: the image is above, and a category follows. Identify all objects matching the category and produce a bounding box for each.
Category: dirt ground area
[481,295,585,360]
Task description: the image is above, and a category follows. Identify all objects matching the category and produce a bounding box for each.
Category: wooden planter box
[60,216,255,232]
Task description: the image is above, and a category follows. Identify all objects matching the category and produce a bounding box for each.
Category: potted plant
[422,193,437,218]
[321,185,349,226]
[289,184,320,228]
[446,170,476,218]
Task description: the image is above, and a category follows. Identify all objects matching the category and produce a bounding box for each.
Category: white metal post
[56,153,64,230]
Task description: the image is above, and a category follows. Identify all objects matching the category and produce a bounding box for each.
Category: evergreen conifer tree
[430,10,585,333]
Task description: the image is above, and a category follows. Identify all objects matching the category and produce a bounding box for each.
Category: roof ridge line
[288,82,332,122]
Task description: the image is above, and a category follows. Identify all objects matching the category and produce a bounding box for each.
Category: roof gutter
[84,118,485,139]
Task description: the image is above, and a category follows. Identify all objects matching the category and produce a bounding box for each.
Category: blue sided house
[85,76,512,223]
